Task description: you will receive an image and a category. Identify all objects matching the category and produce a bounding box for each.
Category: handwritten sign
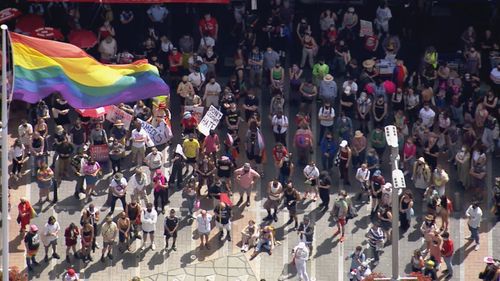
[359,20,373,37]
[138,119,172,146]
[89,144,109,162]
[106,105,133,130]
[197,105,223,136]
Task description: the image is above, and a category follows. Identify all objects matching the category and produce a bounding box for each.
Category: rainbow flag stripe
[10,32,169,109]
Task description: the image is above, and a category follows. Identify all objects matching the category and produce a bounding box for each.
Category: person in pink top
[202,129,220,160]
[403,137,417,177]
[234,163,260,207]
[152,169,168,214]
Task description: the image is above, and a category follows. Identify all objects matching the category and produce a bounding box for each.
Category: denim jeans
[443,256,453,275]
[468,224,480,244]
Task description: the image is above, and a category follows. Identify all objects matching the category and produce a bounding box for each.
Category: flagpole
[1,24,9,281]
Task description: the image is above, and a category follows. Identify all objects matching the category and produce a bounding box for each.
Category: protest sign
[89,144,109,162]
[106,105,133,130]
[138,119,172,146]
[197,105,223,136]
[359,20,373,37]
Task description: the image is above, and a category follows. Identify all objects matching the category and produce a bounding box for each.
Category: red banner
[29,0,229,3]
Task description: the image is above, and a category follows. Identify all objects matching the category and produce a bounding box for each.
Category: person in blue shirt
[320,131,337,171]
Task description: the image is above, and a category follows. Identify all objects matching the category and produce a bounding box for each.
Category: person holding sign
[130,121,149,167]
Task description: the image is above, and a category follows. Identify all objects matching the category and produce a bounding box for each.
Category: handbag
[16,215,21,224]
[334,153,341,167]
[30,207,37,219]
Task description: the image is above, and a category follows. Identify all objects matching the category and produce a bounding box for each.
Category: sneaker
[227,235,231,242]
[340,236,345,243]
[44,255,49,262]
[219,231,224,241]
[165,243,169,249]
[31,260,39,266]
[141,244,146,250]
[108,253,113,260]
[66,255,70,263]
[474,244,480,251]
[100,256,105,263]
[88,255,93,262]
[52,253,60,259]
[151,243,156,251]
[172,246,177,251]
[273,214,278,222]
[246,201,250,207]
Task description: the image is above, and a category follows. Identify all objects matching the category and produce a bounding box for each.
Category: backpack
[295,133,311,148]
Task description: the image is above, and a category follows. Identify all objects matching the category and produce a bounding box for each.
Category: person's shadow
[278,261,297,281]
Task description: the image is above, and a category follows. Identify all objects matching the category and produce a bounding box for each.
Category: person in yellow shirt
[183,134,200,170]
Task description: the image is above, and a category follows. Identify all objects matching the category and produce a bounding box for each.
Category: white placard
[359,20,373,37]
[138,119,172,146]
[106,105,133,130]
[197,105,223,136]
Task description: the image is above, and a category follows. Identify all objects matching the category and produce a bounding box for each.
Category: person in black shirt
[318,171,332,210]
[69,118,86,153]
[52,95,71,127]
[225,102,240,132]
[214,202,232,241]
[216,155,233,190]
[169,147,186,190]
[51,125,67,168]
[243,91,259,122]
[297,216,314,257]
[24,224,41,271]
[164,209,179,251]
[284,182,301,229]
[55,137,74,184]
[208,178,224,200]
[71,147,88,198]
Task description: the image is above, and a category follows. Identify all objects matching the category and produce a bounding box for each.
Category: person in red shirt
[199,13,218,40]
[202,130,220,159]
[181,111,198,135]
[64,223,80,263]
[168,48,183,76]
[272,143,288,169]
[440,231,454,278]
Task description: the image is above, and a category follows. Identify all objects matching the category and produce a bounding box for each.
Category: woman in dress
[399,190,414,232]
[36,162,54,204]
[338,140,352,186]
[10,139,27,181]
[64,222,80,263]
[17,197,33,233]
[455,145,471,189]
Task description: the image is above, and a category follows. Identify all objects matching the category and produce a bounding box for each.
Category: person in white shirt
[355,163,371,202]
[109,173,128,214]
[271,111,289,146]
[318,101,335,143]
[303,162,320,201]
[147,4,168,23]
[141,202,158,250]
[199,35,216,51]
[188,70,206,93]
[342,79,358,96]
[292,242,310,281]
[374,1,392,34]
[130,121,149,166]
[18,119,33,150]
[465,202,482,250]
[145,147,164,178]
[129,168,149,205]
[196,209,213,250]
[419,103,436,129]
[43,216,61,262]
[203,77,221,108]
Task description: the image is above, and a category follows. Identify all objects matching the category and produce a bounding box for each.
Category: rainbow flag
[10,32,169,109]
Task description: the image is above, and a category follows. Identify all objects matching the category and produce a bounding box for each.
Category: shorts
[143,230,155,234]
[287,205,297,215]
[45,239,57,247]
[246,152,262,164]
[65,239,77,247]
[103,241,115,248]
[215,221,231,231]
[164,231,178,239]
[119,232,127,243]
[338,218,346,227]
[198,231,210,236]
[187,157,197,164]
[301,97,313,104]
[263,199,280,210]
[371,191,382,199]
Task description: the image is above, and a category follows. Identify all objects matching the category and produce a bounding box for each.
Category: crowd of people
[2,0,500,280]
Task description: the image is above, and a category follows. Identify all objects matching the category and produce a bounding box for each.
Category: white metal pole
[1,24,9,281]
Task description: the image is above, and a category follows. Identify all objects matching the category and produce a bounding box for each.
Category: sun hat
[425,214,435,221]
[323,74,334,82]
[113,172,123,181]
[373,170,381,177]
[354,130,364,138]
[30,224,38,232]
[362,59,375,69]
[183,111,192,119]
